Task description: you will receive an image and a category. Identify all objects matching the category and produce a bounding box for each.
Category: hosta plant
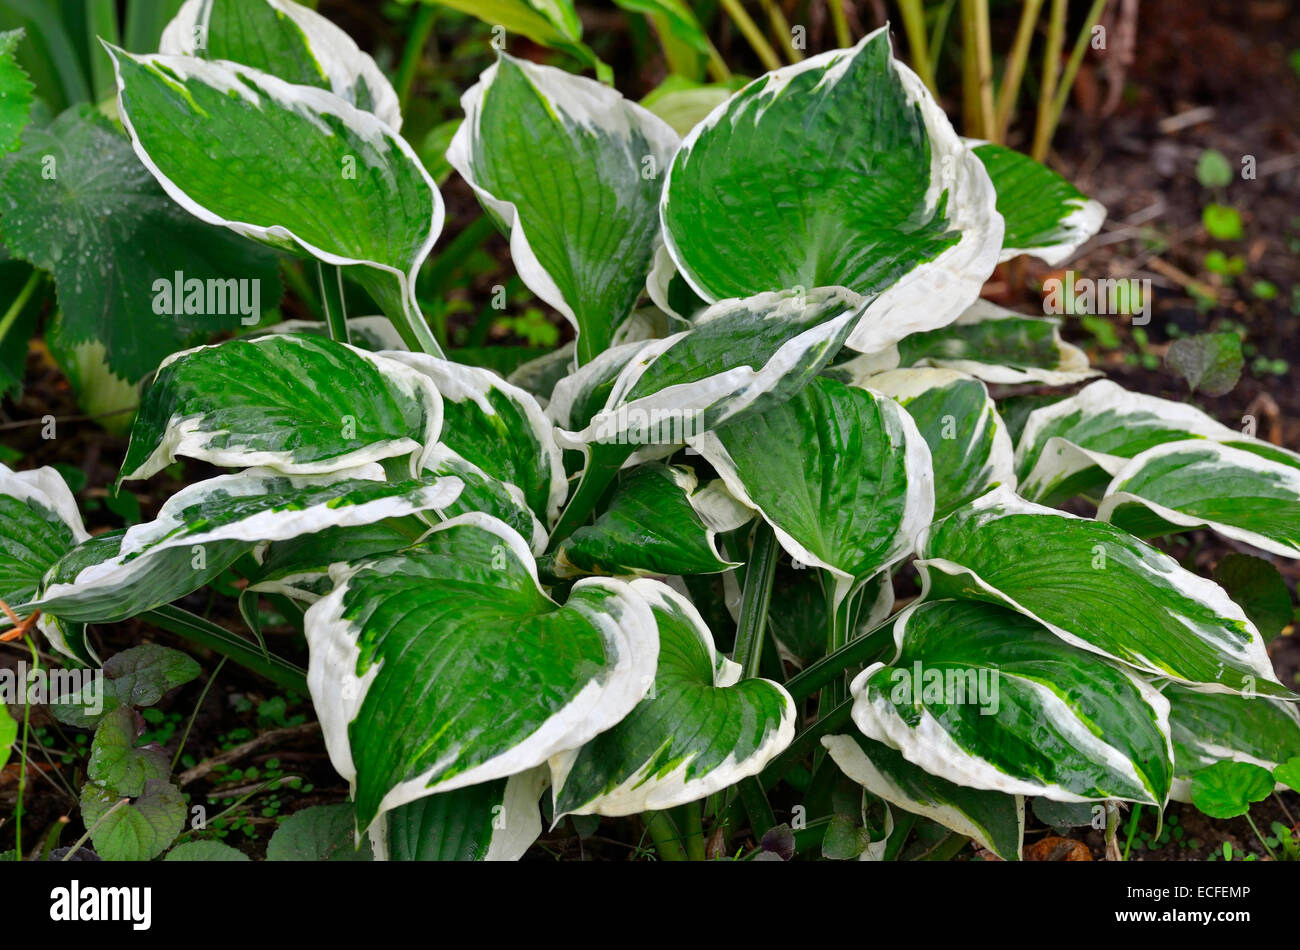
[3,0,1298,861]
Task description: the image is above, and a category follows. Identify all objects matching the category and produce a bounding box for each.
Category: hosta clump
[3,0,1299,861]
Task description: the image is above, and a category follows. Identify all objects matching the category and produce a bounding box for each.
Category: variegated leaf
[661,27,1002,356]
[448,54,679,362]
[849,599,1173,804]
[917,485,1288,697]
[108,48,443,353]
[692,375,933,607]
[383,352,566,527]
[33,468,462,627]
[836,299,1095,386]
[560,287,867,451]
[304,514,658,832]
[1014,379,1251,504]
[968,141,1105,264]
[1163,684,1300,802]
[823,732,1024,861]
[549,579,793,816]
[381,767,547,861]
[160,0,401,128]
[1098,440,1300,558]
[549,464,735,578]
[120,335,441,484]
[865,368,1013,520]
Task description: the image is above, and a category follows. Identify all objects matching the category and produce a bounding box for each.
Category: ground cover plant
[1,0,1298,863]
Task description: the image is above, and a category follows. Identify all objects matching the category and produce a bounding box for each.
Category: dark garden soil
[3,0,1299,861]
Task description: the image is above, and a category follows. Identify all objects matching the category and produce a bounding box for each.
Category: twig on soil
[177,721,320,787]
[1145,256,1218,302]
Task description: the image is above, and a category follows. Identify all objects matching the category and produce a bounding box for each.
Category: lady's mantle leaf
[0,106,282,382]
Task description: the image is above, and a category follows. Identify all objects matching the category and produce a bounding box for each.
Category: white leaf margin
[304,511,659,833]
[658,26,1004,357]
[692,381,934,609]
[37,466,463,610]
[106,48,442,335]
[847,599,1175,805]
[914,484,1283,696]
[1097,439,1300,559]
[963,138,1106,265]
[447,54,680,347]
[821,733,1025,860]
[121,337,444,483]
[547,578,795,817]
[1015,378,1241,500]
[159,0,402,129]
[381,351,568,527]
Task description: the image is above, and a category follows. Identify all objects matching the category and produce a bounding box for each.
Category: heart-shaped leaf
[918,486,1288,697]
[120,335,442,484]
[108,48,442,352]
[661,27,1002,355]
[79,778,186,862]
[692,374,933,606]
[1189,760,1274,819]
[849,599,1174,805]
[303,513,658,831]
[87,708,170,797]
[448,54,678,361]
[550,580,792,816]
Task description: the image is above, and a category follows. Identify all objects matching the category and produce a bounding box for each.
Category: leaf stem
[317,263,349,345]
[734,521,778,680]
[826,0,851,48]
[783,614,894,703]
[142,606,307,694]
[897,0,937,95]
[959,0,995,139]
[716,0,784,72]
[546,444,632,551]
[678,803,707,861]
[1031,0,1067,161]
[395,4,437,116]
[643,810,688,861]
[0,270,42,349]
[756,0,801,63]
[993,0,1045,142]
[172,657,226,772]
[62,796,130,861]
[1042,0,1109,152]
